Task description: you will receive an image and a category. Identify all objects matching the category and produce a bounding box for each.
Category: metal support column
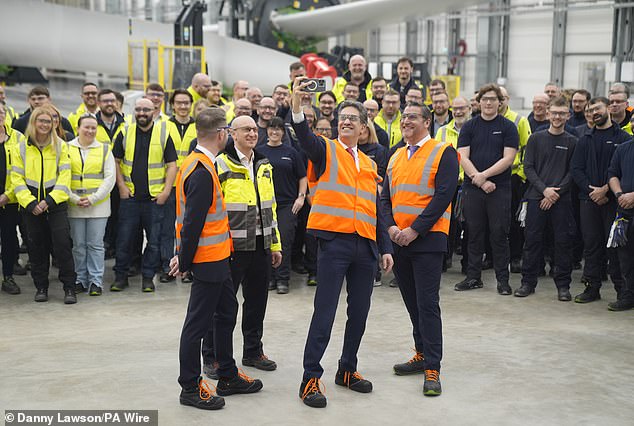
[406,20,419,59]
[475,2,501,88]
[425,20,434,72]
[368,28,381,63]
[447,14,461,75]
[550,0,567,86]
[499,0,510,80]
[612,0,634,82]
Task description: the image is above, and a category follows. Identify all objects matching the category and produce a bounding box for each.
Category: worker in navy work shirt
[515,97,577,301]
[454,83,518,295]
[607,137,634,311]
[290,77,393,409]
[257,117,308,294]
[570,96,629,304]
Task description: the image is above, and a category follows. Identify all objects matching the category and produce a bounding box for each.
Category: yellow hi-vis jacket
[215,148,281,253]
[503,108,531,181]
[68,141,112,206]
[1,125,22,204]
[11,137,71,209]
[374,109,402,148]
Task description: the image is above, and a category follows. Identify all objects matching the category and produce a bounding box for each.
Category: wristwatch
[615,192,623,199]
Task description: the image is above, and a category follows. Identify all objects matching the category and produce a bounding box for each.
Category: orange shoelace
[343,371,365,387]
[238,369,255,383]
[301,378,326,400]
[198,380,217,401]
[425,369,440,382]
[408,351,425,364]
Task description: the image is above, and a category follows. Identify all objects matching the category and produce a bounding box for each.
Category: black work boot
[299,377,327,408]
[423,369,442,396]
[1,276,21,295]
[110,276,129,292]
[393,351,425,375]
[574,284,601,303]
[216,371,263,396]
[334,362,372,393]
[180,378,225,410]
[454,278,483,291]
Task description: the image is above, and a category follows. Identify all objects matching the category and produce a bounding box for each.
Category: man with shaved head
[246,87,263,120]
[363,99,389,148]
[257,97,288,146]
[225,80,250,123]
[333,54,374,104]
[528,93,550,132]
[187,73,212,105]
[202,114,282,377]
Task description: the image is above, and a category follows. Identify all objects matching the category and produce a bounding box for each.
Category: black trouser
[272,204,297,282]
[570,185,584,263]
[22,203,76,290]
[463,184,511,283]
[203,237,271,361]
[104,186,120,253]
[292,202,310,267]
[521,198,575,289]
[304,233,318,275]
[447,187,460,262]
[303,234,376,378]
[579,199,623,290]
[617,218,634,301]
[178,274,238,388]
[0,204,19,277]
[393,247,443,371]
[510,174,527,262]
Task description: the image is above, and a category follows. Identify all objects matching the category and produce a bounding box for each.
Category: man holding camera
[291,77,393,409]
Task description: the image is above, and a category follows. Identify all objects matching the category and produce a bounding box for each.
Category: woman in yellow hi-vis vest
[67,115,115,296]
[10,106,77,304]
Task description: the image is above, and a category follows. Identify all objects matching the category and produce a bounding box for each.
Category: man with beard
[318,91,338,138]
[430,91,452,136]
[568,89,591,128]
[207,80,226,106]
[374,90,402,148]
[390,57,425,106]
[110,98,177,292]
[256,97,286,146]
[333,55,373,104]
[383,102,459,396]
[68,82,100,133]
[571,97,630,303]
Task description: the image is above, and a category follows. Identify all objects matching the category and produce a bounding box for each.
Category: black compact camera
[304,78,327,93]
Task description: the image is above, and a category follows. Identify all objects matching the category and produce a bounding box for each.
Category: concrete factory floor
[1,257,632,426]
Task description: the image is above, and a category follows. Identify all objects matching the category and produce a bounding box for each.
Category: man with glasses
[97,89,128,260]
[569,89,591,128]
[382,102,459,396]
[515,97,577,301]
[256,97,282,146]
[374,89,402,148]
[363,99,389,148]
[571,97,630,304]
[68,82,99,133]
[430,91,452,136]
[13,86,74,135]
[145,83,168,122]
[203,115,282,377]
[455,83,519,295]
[110,98,177,293]
[608,91,632,130]
[291,77,393,408]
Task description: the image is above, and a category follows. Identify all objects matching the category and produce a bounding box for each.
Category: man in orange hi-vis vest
[291,77,394,409]
[169,108,263,411]
[381,102,459,397]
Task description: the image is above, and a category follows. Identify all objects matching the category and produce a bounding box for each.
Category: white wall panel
[506,10,553,109]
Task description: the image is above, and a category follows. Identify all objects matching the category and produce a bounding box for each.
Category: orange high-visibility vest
[306,137,381,241]
[387,140,453,235]
[176,152,232,263]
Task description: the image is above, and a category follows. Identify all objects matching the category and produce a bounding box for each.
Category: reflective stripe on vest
[307,137,379,240]
[69,143,110,204]
[18,140,64,192]
[121,121,167,197]
[388,140,452,234]
[175,153,232,263]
